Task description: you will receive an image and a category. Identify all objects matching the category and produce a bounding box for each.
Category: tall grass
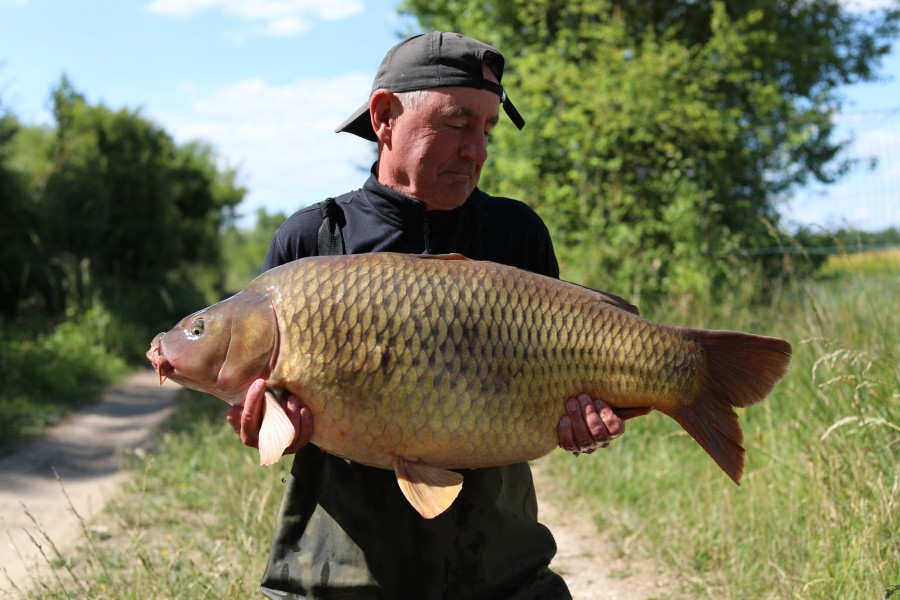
[550,251,899,598]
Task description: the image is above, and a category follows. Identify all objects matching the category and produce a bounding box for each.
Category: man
[227,31,627,599]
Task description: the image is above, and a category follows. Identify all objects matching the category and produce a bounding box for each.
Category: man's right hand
[225,378,313,456]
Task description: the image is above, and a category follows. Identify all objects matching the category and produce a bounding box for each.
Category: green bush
[0,300,128,451]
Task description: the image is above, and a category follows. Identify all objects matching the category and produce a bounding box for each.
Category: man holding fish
[229,31,627,599]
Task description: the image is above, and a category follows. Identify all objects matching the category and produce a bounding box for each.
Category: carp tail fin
[392,457,463,519]
[258,390,295,466]
[665,331,792,484]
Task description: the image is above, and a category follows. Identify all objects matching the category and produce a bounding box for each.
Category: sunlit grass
[819,247,900,277]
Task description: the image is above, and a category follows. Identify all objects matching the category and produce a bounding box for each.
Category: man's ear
[370,89,395,147]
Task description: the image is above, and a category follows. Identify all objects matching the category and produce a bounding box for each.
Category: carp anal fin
[392,457,463,519]
[258,390,295,466]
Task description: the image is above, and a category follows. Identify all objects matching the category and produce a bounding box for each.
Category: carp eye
[188,318,204,338]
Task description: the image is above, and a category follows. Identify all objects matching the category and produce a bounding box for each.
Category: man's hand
[557,393,651,455]
[225,379,313,456]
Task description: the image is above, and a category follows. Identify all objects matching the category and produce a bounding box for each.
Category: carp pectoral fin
[392,457,463,519]
[257,390,295,466]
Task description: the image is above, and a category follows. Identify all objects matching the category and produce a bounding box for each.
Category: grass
[818,246,900,278]
[12,250,899,599]
[549,251,900,599]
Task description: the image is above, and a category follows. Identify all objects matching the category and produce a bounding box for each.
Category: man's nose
[459,131,489,164]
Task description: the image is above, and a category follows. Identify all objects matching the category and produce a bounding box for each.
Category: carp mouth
[147,334,174,385]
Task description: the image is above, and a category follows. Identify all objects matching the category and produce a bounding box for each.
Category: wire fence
[741,241,900,256]
[786,104,900,232]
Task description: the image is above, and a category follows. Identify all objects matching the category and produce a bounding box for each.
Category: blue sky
[1,0,897,231]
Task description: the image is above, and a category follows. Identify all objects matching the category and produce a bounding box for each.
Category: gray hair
[374,89,431,150]
[394,89,430,111]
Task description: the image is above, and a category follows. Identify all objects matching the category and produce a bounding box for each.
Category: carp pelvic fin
[392,457,463,519]
[257,390,295,466]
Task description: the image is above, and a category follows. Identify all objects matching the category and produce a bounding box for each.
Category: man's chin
[430,182,476,208]
[429,195,472,211]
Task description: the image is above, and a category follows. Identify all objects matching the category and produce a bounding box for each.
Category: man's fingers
[240,379,267,448]
[558,394,612,454]
[595,400,624,440]
[283,397,313,455]
[570,395,603,450]
[581,395,612,442]
[557,415,576,452]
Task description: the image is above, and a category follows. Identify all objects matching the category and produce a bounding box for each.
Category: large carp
[147,253,791,518]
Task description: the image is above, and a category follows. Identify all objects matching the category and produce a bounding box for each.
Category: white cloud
[848,122,900,157]
[784,118,900,231]
[840,0,898,11]
[146,0,221,18]
[153,73,376,223]
[265,15,311,37]
[146,0,364,37]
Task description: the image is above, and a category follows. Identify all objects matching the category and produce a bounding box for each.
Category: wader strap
[317,197,345,256]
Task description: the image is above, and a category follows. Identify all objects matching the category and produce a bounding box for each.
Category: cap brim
[335,101,377,142]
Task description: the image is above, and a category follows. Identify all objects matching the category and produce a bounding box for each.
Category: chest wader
[259,199,571,600]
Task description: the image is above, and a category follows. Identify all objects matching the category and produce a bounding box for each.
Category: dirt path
[0,371,676,598]
[532,460,677,599]
[0,370,179,595]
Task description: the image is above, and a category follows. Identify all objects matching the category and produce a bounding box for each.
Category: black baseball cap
[335,31,525,142]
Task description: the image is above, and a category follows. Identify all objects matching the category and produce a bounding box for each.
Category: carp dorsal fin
[392,457,463,519]
[417,253,641,315]
[417,253,470,261]
[593,288,640,316]
[257,390,295,466]
[568,281,640,316]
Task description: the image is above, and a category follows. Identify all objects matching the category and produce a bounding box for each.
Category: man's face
[378,75,502,210]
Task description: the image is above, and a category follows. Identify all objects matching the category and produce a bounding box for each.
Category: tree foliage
[2,77,245,357]
[400,0,900,304]
[221,208,288,293]
[0,104,38,317]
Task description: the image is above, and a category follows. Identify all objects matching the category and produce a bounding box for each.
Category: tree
[43,77,243,286]
[400,0,900,303]
[0,104,38,317]
[5,77,246,355]
[221,208,288,293]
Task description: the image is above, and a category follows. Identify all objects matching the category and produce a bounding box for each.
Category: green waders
[259,446,571,600]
